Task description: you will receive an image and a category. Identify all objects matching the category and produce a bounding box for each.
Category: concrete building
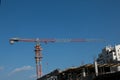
[37,44,120,80]
[97,44,120,71]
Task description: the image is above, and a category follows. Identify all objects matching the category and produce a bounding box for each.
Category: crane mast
[9,37,104,79]
[10,38,45,78]
[34,43,42,78]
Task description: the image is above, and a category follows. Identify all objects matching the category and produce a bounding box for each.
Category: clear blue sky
[0,0,120,80]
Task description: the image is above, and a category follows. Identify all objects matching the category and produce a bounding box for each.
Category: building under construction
[37,44,120,80]
[37,63,120,80]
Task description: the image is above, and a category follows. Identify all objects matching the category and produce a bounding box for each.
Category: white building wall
[115,45,120,61]
[112,52,116,60]
[97,44,120,72]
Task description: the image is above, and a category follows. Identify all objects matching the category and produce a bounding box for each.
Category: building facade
[37,44,120,80]
[97,44,120,71]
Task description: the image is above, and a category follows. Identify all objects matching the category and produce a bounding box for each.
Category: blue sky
[0,0,120,80]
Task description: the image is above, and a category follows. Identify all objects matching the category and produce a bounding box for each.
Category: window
[118,53,120,56]
[114,53,116,56]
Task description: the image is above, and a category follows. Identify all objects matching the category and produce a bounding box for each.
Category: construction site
[37,63,120,80]
[0,0,120,80]
[36,44,120,80]
[9,38,120,80]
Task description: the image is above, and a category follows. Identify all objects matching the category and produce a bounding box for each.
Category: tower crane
[9,37,104,79]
